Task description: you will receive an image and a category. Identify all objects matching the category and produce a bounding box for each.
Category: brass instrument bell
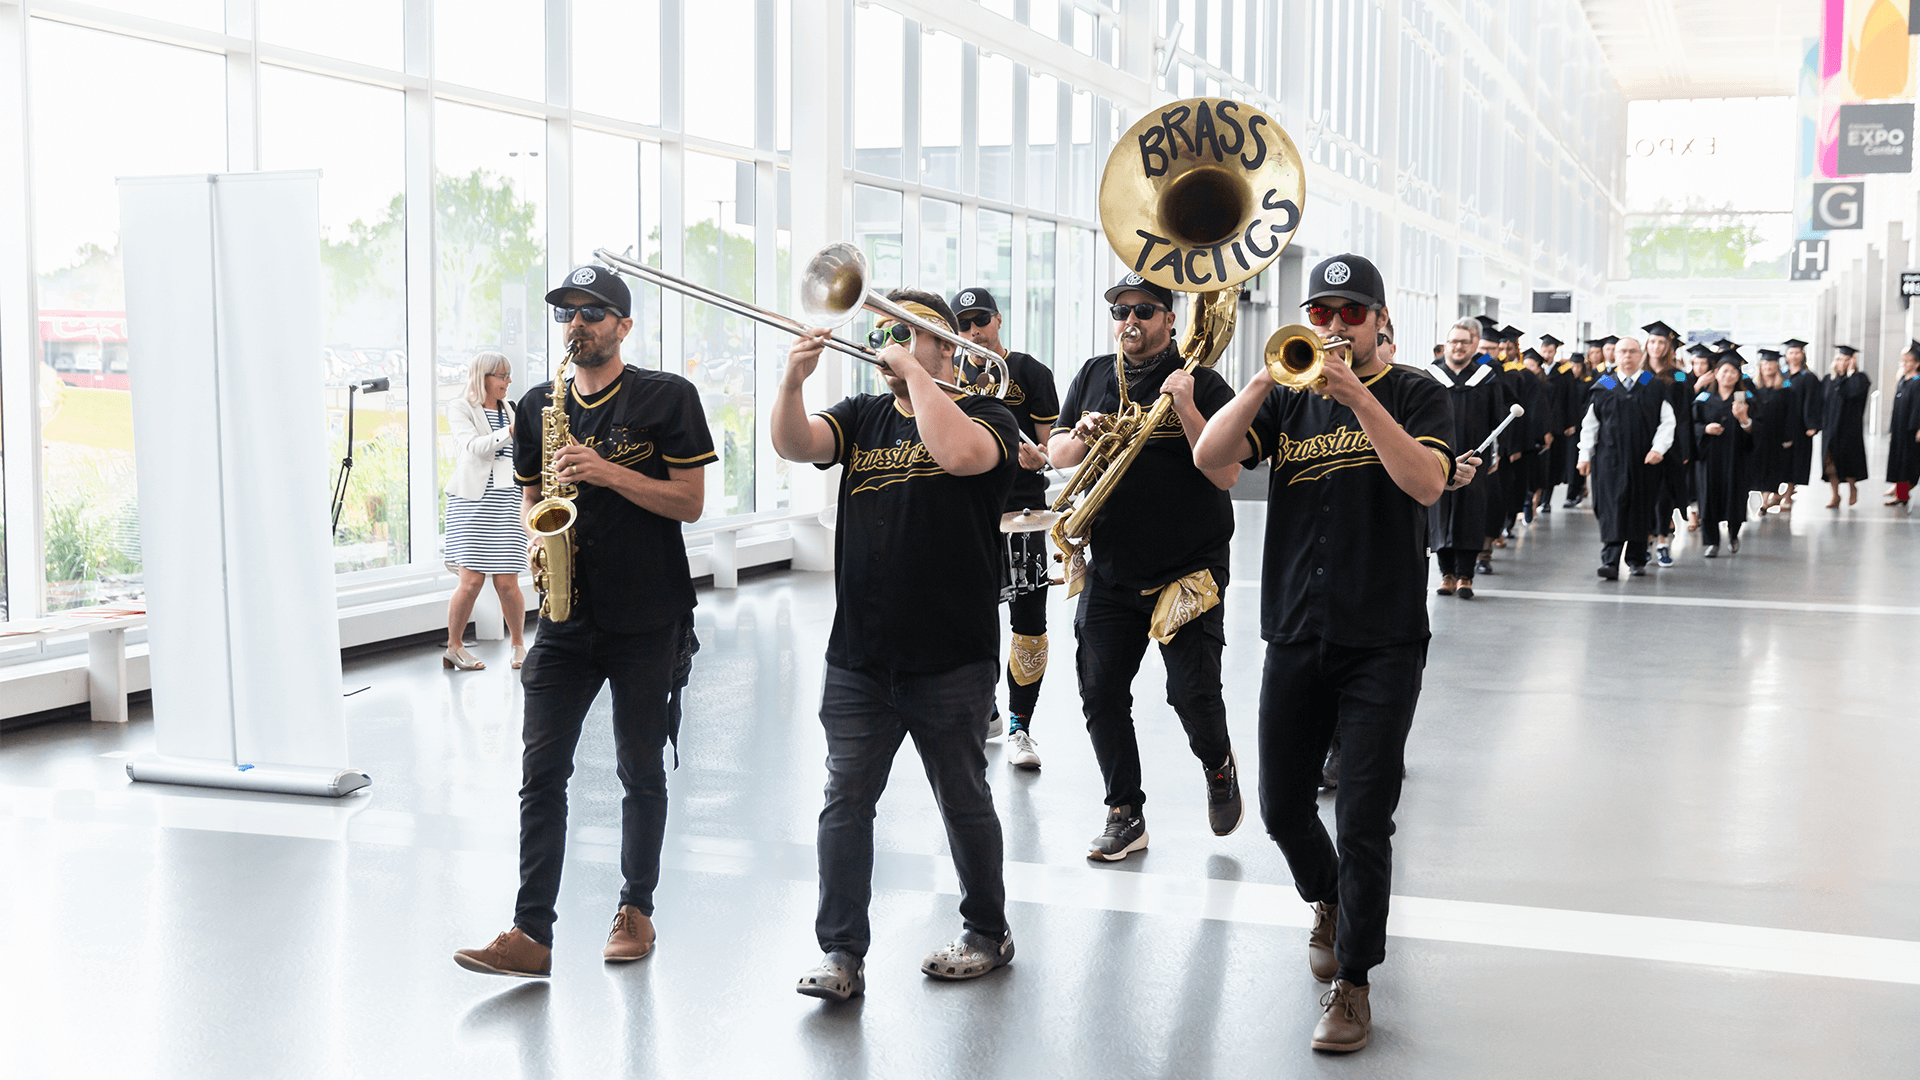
[1262,324,1350,392]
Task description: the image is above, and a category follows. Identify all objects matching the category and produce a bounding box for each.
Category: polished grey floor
[4,484,1919,1080]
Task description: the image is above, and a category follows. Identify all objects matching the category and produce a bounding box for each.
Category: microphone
[1471,403,1525,460]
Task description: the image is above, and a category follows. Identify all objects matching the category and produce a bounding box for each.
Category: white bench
[683,508,831,588]
[0,609,149,724]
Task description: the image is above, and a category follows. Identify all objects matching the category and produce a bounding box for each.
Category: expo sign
[1837,103,1914,175]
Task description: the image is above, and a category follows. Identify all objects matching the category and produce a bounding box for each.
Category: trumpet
[591,244,1009,400]
[1262,324,1352,392]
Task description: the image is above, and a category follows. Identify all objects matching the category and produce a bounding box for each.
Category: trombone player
[1048,272,1244,863]
[1193,254,1474,1054]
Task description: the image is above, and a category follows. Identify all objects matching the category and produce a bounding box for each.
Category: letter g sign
[1812,182,1864,231]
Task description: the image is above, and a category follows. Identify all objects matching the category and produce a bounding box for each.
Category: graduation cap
[1522,347,1543,361]
[1781,337,1809,349]
[1473,315,1499,334]
[1585,338,1608,348]
[1686,343,1715,359]
[1600,335,1620,345]
[1835,344,1859,356]
[1538,333,1564,347]
[1714,348,1746,367]
[1568,350,1586,362]
[1640,320,1681,341]
[1498,325,1523,341]
[1756,348,1782,362]
[1906,340,1920,355]
[1712,337,1740,351]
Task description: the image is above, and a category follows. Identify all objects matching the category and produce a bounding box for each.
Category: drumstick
[1471,404,1525,460]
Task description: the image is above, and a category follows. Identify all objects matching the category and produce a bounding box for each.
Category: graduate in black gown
[1886,344,1920,506]
[1578,336,1675,578]
[1561,352,1596,506]
[1747,350,1795,512]
[1781,339,1821,506]
[1641,321,1692,567]
[1691,353,1754,556]
[1470,317,1511,575]
[1519,347,1557,522]
[1427,319,1503,598]
[1491,328,1534,540]
[1821,345,1871,507]
[1537,334,1568,511]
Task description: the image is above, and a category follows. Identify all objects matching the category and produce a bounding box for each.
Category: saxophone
[525,339,580,622]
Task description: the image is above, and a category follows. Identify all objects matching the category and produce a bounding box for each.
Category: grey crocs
[795,950,864,1002]
[920,929,1015,981]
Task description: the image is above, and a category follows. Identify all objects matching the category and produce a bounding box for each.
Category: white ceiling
[1581,0,1824,100]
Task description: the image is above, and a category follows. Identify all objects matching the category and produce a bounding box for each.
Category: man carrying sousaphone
[1048,272,1245,863]
[951,287,1060,769]
[1194,253,1475,1053]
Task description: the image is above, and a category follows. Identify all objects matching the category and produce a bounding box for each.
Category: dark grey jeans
[815,659,1007,957]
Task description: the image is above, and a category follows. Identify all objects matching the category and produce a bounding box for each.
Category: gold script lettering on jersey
[1270,425,1378,484]
[587,425,655,467]
[847,439,945,494]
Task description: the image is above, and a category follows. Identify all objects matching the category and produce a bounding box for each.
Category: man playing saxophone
[1047,272,1244,863]
[455,265,717,979]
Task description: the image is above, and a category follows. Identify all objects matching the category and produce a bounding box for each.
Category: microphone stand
[331,377,390,536]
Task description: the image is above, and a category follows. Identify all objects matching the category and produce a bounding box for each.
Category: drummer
[952,288,1060,769]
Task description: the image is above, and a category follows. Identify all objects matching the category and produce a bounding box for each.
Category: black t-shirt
[513,365,717,632]
[814,392,1019,672]
[957,349,1061,512]
[1237,363,1454,647]
[1054,349,1236,591]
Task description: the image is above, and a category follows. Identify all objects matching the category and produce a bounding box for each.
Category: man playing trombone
[772,289,1022,1003]
[1194,254,1474,1054]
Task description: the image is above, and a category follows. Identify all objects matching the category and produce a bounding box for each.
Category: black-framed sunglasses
[1305,302,1373,327]
[867,323,913,349]
[1110,302,1169,321]
[552,304,615,324]
[956,313,994,331]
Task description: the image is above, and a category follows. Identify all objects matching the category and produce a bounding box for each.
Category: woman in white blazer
[444,351,528,670]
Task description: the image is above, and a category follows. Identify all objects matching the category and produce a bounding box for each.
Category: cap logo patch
[569,267,598,286]
[959,291,976,307]
[1323,261,1352,286]
[1123,272,1144,285]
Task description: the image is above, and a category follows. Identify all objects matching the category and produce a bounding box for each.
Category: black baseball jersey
[1237,364,1454,647]
[814,392,1020,672]
[513,365,718,632]
[1054,348,1236,591]
[957,349,1060,512]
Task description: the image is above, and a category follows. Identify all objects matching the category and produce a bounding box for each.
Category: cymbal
[1000,509,1061,533]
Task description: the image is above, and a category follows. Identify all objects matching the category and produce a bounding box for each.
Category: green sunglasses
[866,323,913,349]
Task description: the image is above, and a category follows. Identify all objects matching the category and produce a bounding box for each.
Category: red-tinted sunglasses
[1305,302,1373,327]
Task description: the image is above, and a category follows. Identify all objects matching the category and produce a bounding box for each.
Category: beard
[568,334,618,368]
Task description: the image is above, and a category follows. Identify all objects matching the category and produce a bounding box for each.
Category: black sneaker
[1088,805,1147,861]
[1205,750,1244,836]
[1597,562,1619,581]
[1474,557,1494,575]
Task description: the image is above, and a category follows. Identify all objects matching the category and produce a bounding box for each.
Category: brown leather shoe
[603,905,655,962]
[1435,575,1455,596]
[1312,979,1371,1052]
[1308,901,1338,982]
[453,927,551,978]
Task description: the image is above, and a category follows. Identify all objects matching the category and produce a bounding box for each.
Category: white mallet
[1471,403,1526,460]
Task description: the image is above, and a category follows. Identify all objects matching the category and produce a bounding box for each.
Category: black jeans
[816,659,1006,957]
[1005,585,1048,722]
[1701,518,1742,546]
[1601,538,1649,568]
[1074,577,1230,810]
[1434,548,1476,583]
[1257,637,1425,980]
[514,617,680,947]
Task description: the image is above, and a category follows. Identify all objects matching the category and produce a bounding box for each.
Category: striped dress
[444,406,526,573]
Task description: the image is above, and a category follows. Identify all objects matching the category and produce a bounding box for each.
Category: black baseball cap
[951,287,1000,317]
[1302,254,1386,307]
[1538,333,1564,347]
[1104,272,1176,310]
[545,264,631,316]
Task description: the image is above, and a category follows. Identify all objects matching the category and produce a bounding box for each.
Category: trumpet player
[455,266,717,979]
[773,290,1023,1003]
[1193,254,1472,1054]
[1048,273,1244,864]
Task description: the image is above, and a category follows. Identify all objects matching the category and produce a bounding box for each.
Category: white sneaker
[986,709,1006,740]
[1007,729,1041,769]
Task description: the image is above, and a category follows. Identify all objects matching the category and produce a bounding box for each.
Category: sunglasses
[1110,303,1169,321]
[956,313,994,331]
[1305,302,1373,327]
[867,323,913,349]
[552,304,615,324]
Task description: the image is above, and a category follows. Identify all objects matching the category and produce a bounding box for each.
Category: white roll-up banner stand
[117,171,369,798]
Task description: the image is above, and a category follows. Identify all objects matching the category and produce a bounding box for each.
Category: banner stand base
[127,756,371,798]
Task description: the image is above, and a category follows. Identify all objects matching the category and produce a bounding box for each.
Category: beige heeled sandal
[443,646,485,671]
[511,646,527,669]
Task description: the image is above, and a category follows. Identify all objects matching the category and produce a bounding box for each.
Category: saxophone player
[455,265,717,979]
[1048,273,1244,863]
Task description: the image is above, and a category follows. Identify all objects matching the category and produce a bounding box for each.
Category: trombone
[591,244,1010,401]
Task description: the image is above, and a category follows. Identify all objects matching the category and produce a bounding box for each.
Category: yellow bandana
[878,301,953,335]
[1145,569,1221,645]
